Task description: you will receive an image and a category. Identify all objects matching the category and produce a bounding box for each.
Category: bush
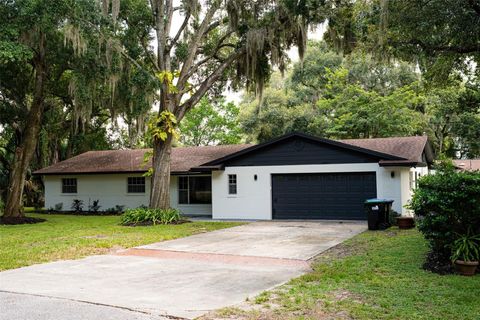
[71,199,84,212]
[88,199,101,213]
[121,207,182,226]
[409,162,480,272]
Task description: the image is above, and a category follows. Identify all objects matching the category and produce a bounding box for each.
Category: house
[453,159,480,171]
[34,132,434,220]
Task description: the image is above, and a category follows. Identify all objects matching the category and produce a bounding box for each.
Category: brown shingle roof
[453,159,480,171]
[339,136,429,162]
[34,134,432,175]
[34,145,251,175]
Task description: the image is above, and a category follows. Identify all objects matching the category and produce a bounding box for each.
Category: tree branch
[180,30,235,89]
[177,1,221,90]
[168,12,190,52]
[176,47,245,120]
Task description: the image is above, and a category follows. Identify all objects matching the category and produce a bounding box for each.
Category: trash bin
[365,198,394,230]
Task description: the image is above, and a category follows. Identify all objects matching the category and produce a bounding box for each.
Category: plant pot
[454,260,479,276]
[396,217,415,229]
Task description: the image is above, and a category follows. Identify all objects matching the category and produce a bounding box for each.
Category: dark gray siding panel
[272,172,377,220]
[225,137,379,167]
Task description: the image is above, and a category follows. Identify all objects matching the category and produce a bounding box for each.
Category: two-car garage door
[271,172,377,220]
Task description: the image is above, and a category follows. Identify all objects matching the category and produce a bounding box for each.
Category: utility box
[365,199,394,230]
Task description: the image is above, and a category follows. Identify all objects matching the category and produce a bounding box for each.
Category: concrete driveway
[0,221,366,320]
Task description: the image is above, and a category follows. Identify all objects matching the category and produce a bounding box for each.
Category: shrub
[121,207,182,226]
[0,198,4,216]
[88,199,101,213]
[54,203,63,211]
[71,199,84,212]
[409,162,480,272]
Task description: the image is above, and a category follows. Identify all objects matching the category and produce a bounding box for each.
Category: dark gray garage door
[272,172,376,220]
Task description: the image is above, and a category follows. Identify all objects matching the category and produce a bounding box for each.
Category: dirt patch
[82,234,110,239]
[122,219,191,227]
[312,241,361,266]
[0,216,46,225]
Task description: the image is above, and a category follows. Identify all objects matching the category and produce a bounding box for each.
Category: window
[62,178,77,193]
[228,174,237,195]
[127,177,145,193]
[178,176,211,204]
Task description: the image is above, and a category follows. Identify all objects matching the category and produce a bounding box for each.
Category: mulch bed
[0,216,46,225]
[422,251,455,275]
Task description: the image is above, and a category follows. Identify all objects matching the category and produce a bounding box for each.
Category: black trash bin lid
[365,198,394,204]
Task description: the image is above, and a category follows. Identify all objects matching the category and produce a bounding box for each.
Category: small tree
[409,162,480,273]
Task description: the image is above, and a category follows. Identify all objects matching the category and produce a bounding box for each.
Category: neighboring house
[453,159,480,171]
[34,132,434,220]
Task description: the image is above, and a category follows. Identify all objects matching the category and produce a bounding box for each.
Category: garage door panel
[272,172,376,220]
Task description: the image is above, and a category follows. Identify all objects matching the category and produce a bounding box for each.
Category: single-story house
[34,132,434,220]
[453,159,480,171]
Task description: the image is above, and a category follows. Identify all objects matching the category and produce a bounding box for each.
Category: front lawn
[204,229,480,320]
[0,213,242,271]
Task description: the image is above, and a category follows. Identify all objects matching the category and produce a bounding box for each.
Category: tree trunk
[149,134,173,209]
[3,33,47,220]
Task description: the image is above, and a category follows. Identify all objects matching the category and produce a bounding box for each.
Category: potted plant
[451,230,480,276]
[396,216,415,229]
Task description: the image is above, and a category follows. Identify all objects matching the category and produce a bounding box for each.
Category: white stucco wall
[211,163,415,220]
[44,164,427,218]
[44,174,211,215]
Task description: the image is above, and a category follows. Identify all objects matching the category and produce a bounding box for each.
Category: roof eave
[189,164,225,173]
[33,170,148,176]
[379,161,427,167]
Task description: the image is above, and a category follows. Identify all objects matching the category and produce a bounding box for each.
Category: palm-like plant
[451,229,480,262]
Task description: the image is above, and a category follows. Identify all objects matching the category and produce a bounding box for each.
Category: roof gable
[203,133,405,167]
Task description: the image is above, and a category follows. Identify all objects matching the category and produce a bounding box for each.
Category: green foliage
[147,111,178,142]
[241,45,426,142]
[325,0,480,82]
[241,41,479,158]
[451,230,480,262]
[179,97,242,146]
[121,207,182,226]
[88,200,101,213]
[409,162,480,267]
[317,68,424,139]
[71,199,84,212]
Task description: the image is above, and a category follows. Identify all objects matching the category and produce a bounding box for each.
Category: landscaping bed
[0,213,243,271]
[202,228,480,320]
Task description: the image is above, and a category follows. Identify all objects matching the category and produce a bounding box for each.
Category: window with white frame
[127,177,145,193]
[62,178,77,193]
[178,176,211,204]
[228,174,237,195]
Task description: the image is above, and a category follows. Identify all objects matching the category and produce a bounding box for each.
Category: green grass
[0,213,242,271]
[206,229,480,320]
